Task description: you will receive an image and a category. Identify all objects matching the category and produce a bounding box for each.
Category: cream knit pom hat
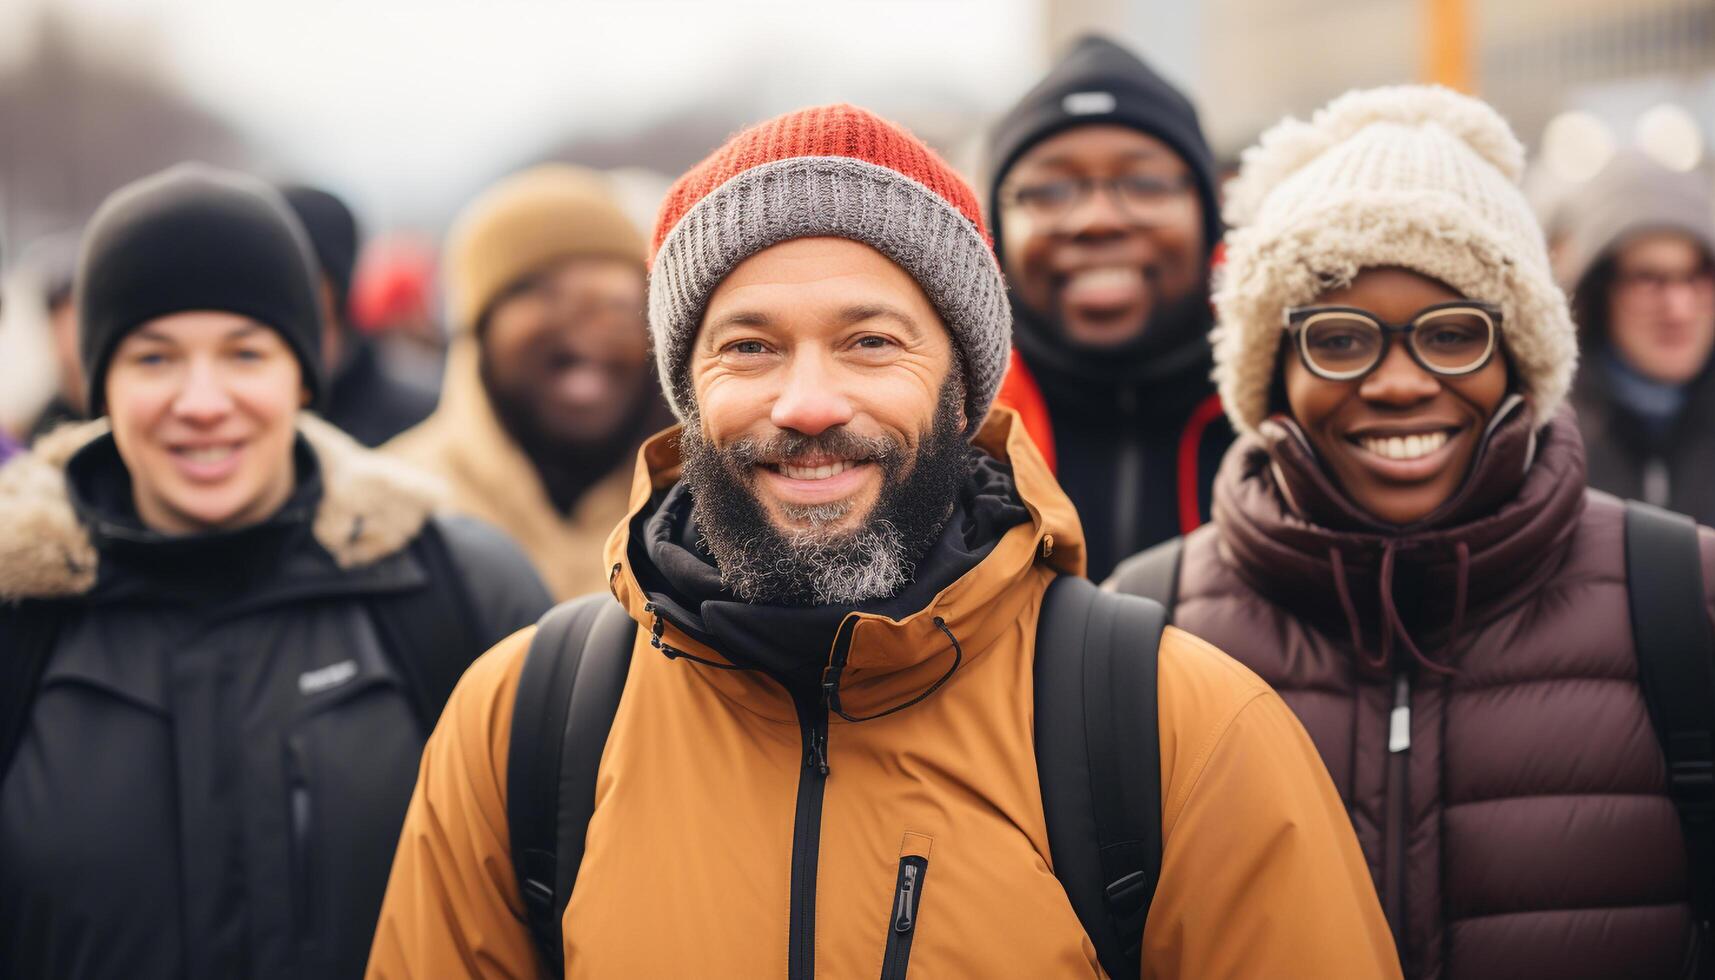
[1212,85,1576,436]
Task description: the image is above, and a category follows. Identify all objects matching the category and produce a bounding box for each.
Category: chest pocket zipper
[880,856,928,979]
[284,737,318,954]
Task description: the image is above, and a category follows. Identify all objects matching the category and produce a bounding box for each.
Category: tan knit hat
[1213,85,1577,435]
[444,164,646,333]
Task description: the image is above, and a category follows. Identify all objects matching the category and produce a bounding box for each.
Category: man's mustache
[721,428,902,469]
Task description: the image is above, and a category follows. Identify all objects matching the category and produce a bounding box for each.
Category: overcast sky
[7,0,1044,225]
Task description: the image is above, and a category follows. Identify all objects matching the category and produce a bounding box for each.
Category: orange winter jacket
[367,408,1400,979]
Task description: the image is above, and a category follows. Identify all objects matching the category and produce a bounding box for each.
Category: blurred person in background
[281,185,439,447]
[0,230,87,441]
[0,232,17,465]
[987,34,1233,580]
[1558,152,1715,524]
[388,165,669,599]
[29,233,86,438]
[0,164,551,980]
[1110,87,1712,979]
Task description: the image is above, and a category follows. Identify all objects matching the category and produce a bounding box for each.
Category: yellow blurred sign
[1425,0,1473,93]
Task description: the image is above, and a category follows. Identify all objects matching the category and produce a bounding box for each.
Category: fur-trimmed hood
[0,413,446,600]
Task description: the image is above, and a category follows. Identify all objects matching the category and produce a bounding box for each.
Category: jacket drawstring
[827,616,965,724]
[645,601,967,713]
[1376,542,1460,677]
[1328,547,1381,672]
[643,602,747,671]
[1330,542,1463,676]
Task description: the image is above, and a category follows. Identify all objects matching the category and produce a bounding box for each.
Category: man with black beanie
[988,34,1234,579]
[281,184,437,447]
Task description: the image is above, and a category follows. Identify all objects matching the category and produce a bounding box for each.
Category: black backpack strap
[1624,501,1715,950]
[1104,535,1184,618]
[0,602,64,785]
[368,520,485,733]
[506,593,636,975]
[1034,574,1167,979]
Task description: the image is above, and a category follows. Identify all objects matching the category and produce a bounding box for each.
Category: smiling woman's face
[1283,267,1510,525]
[106,311,305,535]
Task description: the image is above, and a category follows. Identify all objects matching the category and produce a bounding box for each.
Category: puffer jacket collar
[1213,399,1588,675]
[0,413,445,601]
[604,407,1085,723]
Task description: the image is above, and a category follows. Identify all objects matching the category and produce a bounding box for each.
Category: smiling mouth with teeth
[768,458,866,481]
[1353,430,1452,461]
[175,444,239,462]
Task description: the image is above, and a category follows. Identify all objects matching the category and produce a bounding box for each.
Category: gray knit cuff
[649,155,1011,432]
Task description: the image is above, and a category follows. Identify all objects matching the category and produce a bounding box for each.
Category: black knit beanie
[78,164,326,415]
[987,34,1221,263]
[281,184,360,321]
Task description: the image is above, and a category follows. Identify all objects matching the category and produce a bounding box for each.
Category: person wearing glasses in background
[986,34,1234,580]
[1558,151,1715,525]
[1109,87,1713,978]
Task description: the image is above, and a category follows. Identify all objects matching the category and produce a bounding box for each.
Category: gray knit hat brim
[648,155,1011,433]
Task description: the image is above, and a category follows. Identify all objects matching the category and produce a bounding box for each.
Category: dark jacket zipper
[1383,670,1411,955]
[1113,388,1143,559]
[879,856,928,980]
[285,742,316,944]
[786,618,854,980]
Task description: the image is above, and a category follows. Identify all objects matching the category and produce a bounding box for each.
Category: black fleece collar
[627,455,1030,685]
[67,433,324,602]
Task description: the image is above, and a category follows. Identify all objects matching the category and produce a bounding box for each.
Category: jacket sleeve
[366,628,543,980]
[433,514,555,645]
[1141,629,1401,980]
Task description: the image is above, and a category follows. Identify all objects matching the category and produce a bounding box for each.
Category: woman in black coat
[0,165,552,980]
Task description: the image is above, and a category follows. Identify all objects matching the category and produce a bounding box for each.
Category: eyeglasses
[1000,173,1195,223]
[1284,301,1502,381]
[1613,265,1715,303]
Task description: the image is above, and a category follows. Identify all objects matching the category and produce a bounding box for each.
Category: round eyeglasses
[1000,173,1196,224]
[1284,301,1502,381]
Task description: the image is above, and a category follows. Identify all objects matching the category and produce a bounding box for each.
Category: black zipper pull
[806,729,829,775]
[893,863,919,932]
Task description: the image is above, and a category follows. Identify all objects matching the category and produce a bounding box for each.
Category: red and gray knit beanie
[648,104,1011,434]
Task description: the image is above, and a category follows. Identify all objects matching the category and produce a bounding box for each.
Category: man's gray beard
[678,374,969,607]
[704,507,913,606]
[687,460,922,606]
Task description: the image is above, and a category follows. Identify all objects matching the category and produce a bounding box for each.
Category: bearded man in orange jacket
[367,105,1399,980]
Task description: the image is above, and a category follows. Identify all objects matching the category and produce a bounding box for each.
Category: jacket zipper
[1383,670,1411,954]
[1113,388,1143,559]
[285,742,315,944]
[787,618,854,980]
[879,856,928,980]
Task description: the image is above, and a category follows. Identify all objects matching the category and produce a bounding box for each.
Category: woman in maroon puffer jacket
[1112,86,1713,979]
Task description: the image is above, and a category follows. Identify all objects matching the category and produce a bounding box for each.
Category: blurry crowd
[1,31,1713,980]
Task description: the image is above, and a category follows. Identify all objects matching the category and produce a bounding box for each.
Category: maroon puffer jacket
[1137,401,1710,979]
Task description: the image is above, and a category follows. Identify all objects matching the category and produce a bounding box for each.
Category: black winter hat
[281,184,360,321]
[987,34,1221,262]
[78,164,326,415]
